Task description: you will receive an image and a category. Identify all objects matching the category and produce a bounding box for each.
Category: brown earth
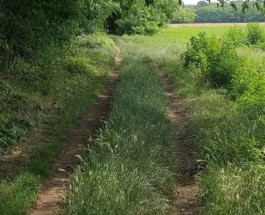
[159,72,199,215]
[28,48,121,215]
[169,22,265,28]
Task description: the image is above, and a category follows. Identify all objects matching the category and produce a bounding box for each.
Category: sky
[182,0,201,5]
[182,0,217,6]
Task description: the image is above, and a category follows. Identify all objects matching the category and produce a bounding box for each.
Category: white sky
[183,0,217,6]
[182,0,201,5]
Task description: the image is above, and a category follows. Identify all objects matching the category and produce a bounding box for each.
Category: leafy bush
[172,7,196,23]
[183,32,208,71]
[184,33,242,88]
[207,41,241,88]
[108,0,178,35]
[225,27,247,47]
[115,2,159,35]
[247,23,265,45]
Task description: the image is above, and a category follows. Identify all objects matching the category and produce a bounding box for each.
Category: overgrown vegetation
[120,23,265,215]
[3,0,265,214]
[172,7,196,23]
[0,35,116,215]
[64,42,176,215]
[180,23,265,214]
[0,1,181,214]
[0,0,180,153]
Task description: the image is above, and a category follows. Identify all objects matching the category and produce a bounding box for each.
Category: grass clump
[64,45,176,214]
[200,164,265,215]
[0,174,40,215]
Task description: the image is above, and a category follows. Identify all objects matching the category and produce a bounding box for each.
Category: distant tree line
[172,1,265,23]
[194,2,265,23]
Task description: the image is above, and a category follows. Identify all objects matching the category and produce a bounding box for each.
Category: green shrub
[183,32,208,70]
[247,23,265,45]
[231,53,265,116]
[207,41,241,88]
[225,27,247,47]
[184,33,241,88]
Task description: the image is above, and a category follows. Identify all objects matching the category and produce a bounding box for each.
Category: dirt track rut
[30,48,121,215]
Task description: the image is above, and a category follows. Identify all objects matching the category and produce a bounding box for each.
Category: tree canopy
[0,0,179,73]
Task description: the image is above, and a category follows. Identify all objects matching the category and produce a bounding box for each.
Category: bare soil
[159,72,199,215]
[28,48,121,215]
[169,22,265,28]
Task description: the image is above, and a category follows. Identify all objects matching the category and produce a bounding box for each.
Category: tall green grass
[64,44,176,215]
[159,27,265,215]
[121,25,265,215]
[0,34,116,215]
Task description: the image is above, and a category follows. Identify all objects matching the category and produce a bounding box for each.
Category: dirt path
[29,48,121,215]
[159,72,199,215]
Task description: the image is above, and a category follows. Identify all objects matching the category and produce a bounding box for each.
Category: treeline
[0,0,178,73]
[172,2,265,23]
[195,2,265,23]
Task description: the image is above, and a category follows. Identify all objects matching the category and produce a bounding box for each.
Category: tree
[172,7,196,23]
[106,0,179,35]
[0,0,85,73]
[0,0,179,73]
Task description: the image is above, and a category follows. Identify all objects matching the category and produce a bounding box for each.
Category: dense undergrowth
[0,34,115,153]
[0,34,116,215]
[175,24,265,214]
[121,24,265,214]
[64,41,176,215]
[182,24,265,214]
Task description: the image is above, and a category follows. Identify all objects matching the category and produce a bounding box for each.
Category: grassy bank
[0,34,116,215]
[64,41,176,214]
